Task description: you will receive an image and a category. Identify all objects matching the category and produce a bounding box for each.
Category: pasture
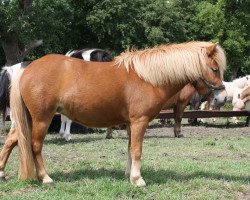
[0,120,249,200]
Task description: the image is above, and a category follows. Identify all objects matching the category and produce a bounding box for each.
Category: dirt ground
[115,118,250,139]
[151,121,249,138]
[0,118,249,144]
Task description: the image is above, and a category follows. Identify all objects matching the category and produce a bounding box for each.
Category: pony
[59,49,113,141]
[0,41,227,186]
[200,75,250,123]
[0,62,31,129]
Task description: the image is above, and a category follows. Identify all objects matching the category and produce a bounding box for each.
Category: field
[0,120,250,200]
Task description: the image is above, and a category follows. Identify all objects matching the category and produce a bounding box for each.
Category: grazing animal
[0,41,227,187]
[59,49,113,141]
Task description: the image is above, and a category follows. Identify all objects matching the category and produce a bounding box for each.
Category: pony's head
[191,42,227,109]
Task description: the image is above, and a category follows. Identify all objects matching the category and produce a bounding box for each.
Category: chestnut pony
[0,41,227,186]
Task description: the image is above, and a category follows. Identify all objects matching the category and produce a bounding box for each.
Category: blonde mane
[115,41,226,86]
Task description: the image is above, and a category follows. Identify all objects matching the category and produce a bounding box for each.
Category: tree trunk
[1,33,21,66]
[0,0,37,66]
[18,0,32,13]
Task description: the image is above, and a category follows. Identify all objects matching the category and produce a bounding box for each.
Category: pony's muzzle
[210,90,227,109]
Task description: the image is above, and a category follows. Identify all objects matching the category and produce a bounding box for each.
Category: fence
[48,110,250,133]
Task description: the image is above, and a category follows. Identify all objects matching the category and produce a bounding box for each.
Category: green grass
[0,128,250,200]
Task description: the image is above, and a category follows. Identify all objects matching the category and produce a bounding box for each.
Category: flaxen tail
[10,68,36,180]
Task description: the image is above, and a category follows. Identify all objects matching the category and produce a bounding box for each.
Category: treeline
[0,0,249,80]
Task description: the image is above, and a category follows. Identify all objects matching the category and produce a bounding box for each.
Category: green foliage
[0,0,74,65]
[0,0,249,78]
[190,0,249,80]
[0,1,26,38]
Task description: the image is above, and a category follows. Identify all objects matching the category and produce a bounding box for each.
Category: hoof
[42,175,54,184]
[0,171,6,181]
[105,135,113,139]
[125,170,130,178]
[59,132,65,138]
[0,177,6,181]
[130,176,146,187]
[177,134,184,138]
[64,135,72,142]
[174,133,184,138]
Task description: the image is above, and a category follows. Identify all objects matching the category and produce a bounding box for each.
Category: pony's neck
[161,82,189,101]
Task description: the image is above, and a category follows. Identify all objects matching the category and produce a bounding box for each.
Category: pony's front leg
[128,120,148,187]
[125,124,131,177]
[0,128,18,180]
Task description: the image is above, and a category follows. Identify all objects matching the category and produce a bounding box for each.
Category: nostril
[224,96,227,102]
[214,98,217,102]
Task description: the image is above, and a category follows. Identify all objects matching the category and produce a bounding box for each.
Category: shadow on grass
[44,135,108,145]
[50,166,250,185]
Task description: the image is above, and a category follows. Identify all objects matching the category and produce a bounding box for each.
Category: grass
[0,125,250,200]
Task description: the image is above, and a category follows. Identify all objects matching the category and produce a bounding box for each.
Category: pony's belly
[74,115,126,128]
[65,107,128,128]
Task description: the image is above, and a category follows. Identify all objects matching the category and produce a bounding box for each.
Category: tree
[190,0,250,80]
[0,0,42,65]
[70,0,195,53]
[0,0,74,66]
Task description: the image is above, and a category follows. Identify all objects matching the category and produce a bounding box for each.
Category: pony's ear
[206,43,218,57]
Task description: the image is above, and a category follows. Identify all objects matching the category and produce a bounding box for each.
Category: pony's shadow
[44,135,107,145]
[50,166,250,185]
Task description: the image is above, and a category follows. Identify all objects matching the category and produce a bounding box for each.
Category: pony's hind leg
[0,128,18,180]
[128,120,148,187]
[64,119,72,141]
[173,105,185,138]
[59,115,66,138]
[31,120,53,183]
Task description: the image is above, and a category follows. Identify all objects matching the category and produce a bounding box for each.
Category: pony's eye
[211,67,218,73]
